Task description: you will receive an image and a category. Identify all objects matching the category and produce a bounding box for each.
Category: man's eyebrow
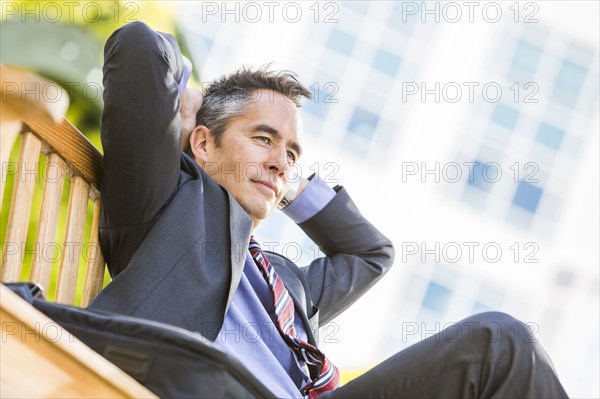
[251,124,302,158]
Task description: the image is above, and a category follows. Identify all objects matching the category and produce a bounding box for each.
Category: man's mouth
[253,180,280,196]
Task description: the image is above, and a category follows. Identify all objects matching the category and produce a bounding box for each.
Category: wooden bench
[1,64,156,398]
[1,64,104,306]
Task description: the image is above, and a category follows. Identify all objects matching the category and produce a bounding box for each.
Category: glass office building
[176,2,599,396]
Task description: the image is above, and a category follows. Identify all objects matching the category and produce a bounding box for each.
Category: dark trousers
[103,22,568,399]
[326,312,568,398]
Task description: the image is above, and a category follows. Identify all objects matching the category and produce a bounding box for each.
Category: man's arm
[100,22,187,229]
[299,187,395,325]
[281,178,395,325]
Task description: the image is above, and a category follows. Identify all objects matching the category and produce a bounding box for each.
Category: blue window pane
[513,182,543,213]
[477,286,504,309]
[556,60,587,93]
[491,103,519,130]
[203,38,213,52]
[512,41,543,73]
[327,28,355,56]
[536,123,564,150]
[348,107,379,140]
[303,90,330,119]
[422,282,452,313]
[389,3,416,34]
[373,48,401,76]
[466,159,491,191]
[567,43,595,69]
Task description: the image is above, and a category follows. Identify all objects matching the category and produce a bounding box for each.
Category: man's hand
[180,87,203,152]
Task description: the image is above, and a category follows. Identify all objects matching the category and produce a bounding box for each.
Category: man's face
[198,89,302,227]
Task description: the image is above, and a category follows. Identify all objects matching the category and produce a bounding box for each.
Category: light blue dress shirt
[214,177,335,398]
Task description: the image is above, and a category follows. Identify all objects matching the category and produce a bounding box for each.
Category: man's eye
[257,136,271,144]
[287,151,297,163]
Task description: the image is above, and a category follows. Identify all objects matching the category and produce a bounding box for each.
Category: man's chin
[256,204,277,221]
[248,208,274,230]
[240,201,276,224]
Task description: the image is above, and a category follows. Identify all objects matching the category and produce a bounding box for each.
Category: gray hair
[193,66,312,148]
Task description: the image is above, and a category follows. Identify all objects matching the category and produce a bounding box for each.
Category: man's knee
[456,311,543,361]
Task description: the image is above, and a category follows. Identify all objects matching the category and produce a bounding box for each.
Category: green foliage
[1,1,181,131]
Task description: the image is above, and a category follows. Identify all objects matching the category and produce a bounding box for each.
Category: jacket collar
[225,193,253,312]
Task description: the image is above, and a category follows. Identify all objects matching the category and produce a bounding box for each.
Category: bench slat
[30,153,67,293]
[2,131,42,282]
[23,118,102,197]
[55,176,90,304]
[81,198,105,307]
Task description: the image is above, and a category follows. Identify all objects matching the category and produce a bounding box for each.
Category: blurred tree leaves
[1,0,177,132]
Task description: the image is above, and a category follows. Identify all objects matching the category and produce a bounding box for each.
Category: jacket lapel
[225,194,253,312]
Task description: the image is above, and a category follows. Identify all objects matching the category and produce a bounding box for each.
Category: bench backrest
[1,65,105,306]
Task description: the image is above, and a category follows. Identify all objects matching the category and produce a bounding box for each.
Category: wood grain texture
[2,126,107,304]
[0,284,157,398]
[1,131,42,282]
[30,153,66,293]
[2,65,107,304]
[23,118,102,200]
[55,176,90,304]
[0,120,22,210]
[81,198,105,307]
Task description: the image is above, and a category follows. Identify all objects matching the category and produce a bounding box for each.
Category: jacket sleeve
[101,21,185,230]
[298,186,395,325]
[100,22,187,275]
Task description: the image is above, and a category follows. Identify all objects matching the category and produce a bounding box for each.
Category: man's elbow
[365,236,395,276]
[380,238,395,273]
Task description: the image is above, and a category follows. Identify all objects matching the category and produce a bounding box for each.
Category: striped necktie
[249,236,340,399]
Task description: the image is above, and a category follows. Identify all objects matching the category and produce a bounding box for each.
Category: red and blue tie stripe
[249,236,340,398]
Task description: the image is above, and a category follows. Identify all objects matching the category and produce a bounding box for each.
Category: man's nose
[266,147,288,175]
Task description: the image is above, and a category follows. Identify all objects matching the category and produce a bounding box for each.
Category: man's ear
[189,125,211,164]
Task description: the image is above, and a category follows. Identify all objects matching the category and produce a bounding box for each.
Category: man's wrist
[279,175,336,223]
[278,177,305,209]
[278,166,306,209]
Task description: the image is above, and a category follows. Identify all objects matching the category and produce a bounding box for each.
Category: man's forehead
[245,90,303,132]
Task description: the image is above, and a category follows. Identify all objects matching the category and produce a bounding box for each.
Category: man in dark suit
[90,22,568,398]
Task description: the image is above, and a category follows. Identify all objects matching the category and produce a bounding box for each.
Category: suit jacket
[88,22,395,347]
